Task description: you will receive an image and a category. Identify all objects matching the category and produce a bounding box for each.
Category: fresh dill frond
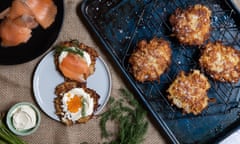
[54,40,83,57]
[100,88,148,144]
[55,46,84,57]
[70,39,80,48]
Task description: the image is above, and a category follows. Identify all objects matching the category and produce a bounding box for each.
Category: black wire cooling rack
[81,0,240,143]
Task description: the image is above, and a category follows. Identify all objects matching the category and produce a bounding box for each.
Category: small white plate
[33,50,112,121]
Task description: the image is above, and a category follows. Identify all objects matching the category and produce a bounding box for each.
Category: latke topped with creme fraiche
[54,81,100,126]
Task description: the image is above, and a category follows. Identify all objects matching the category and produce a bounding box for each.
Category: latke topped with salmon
[169,4,211,46]
[54,40,98,83]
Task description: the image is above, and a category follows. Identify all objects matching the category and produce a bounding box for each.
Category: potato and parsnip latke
[129,37,172,83]
[199,41,240,83]
[169,4,211,46]
[54,40,98,83]
[54,81,100,126]
[167,70,210,115]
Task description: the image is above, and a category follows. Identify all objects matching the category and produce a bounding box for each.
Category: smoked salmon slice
[59,53,90,82]
[7,0,34,20]
[0,19,32,47]
[24,0,57,29]
[13,14,38,29]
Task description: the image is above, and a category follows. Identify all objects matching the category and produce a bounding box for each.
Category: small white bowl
[6,102,41,136]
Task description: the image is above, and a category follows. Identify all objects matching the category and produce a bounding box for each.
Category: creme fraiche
[11,105,37,131]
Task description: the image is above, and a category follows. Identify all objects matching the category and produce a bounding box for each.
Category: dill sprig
[70,39,80,48]
[55,46,84,57]
[100,88,148,144]
[54,43,84,57]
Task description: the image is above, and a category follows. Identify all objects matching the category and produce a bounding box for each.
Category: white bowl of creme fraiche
[6,102,41,136]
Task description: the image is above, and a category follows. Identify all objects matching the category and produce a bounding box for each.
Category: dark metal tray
[80,0,240,143]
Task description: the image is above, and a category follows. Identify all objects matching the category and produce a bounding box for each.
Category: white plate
[33,50,112,121]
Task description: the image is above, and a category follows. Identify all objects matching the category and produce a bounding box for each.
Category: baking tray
[80,0,240,143]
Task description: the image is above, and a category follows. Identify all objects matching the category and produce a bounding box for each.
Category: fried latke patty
[54,81,100,126]
[129,37,172,82]
[167,70,210,115]
[199,41,240,83]
[169,4,211,46]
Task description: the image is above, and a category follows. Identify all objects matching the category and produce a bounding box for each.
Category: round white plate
[33,50,112,121]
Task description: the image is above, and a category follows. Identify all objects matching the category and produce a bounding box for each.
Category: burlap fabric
[0,0,166,143]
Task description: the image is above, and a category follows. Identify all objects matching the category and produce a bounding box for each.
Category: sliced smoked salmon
[7,0,34,20]
[24,0,57,29]
[0,0,57,47]
[59,53,90,82]
[13,14,38,29]
[0,19,32,47]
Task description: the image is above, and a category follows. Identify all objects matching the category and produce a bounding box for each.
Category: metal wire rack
[127,0,240,119]
[81,0,240,143]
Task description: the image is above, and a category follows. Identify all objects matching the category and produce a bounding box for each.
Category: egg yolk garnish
[67,95,82,113]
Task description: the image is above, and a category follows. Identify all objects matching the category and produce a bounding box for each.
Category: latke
[54,40,98,83]
[167,70,210,115]
[54,81,100,126]
[169,4,211,46]
[199,41,240,83]
[129,37,172,82]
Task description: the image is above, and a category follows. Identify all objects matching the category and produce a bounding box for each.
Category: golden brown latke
[167,70,210,115]
[54,81,100,126]
[199,41,240,83]
[169,4,211,46]
[129,37,172,82]
[54,40,98,82]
